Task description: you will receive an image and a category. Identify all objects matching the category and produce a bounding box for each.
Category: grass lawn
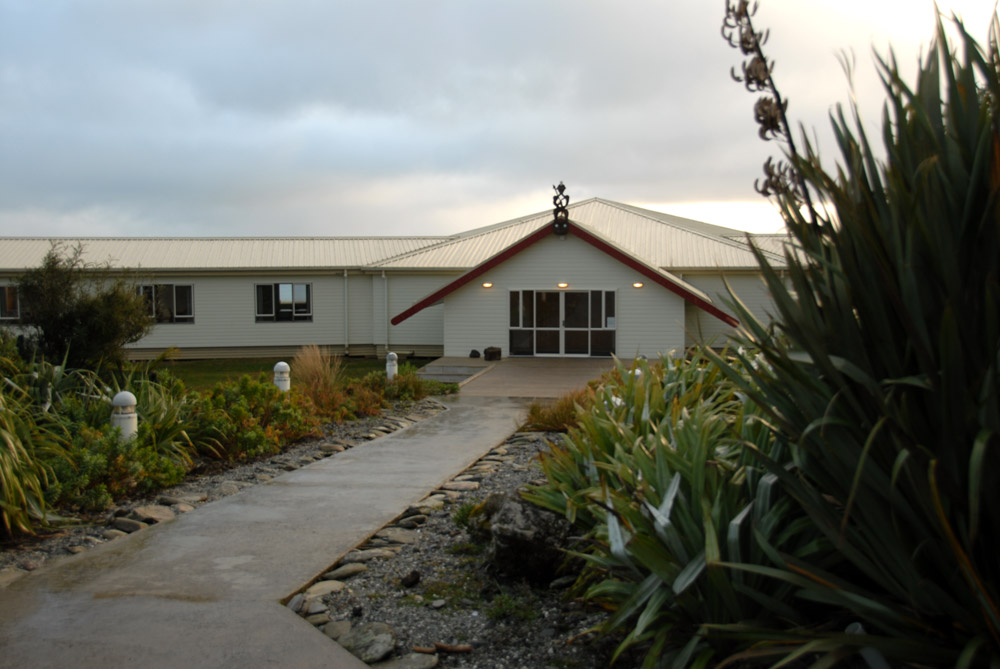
[164,357,431,392]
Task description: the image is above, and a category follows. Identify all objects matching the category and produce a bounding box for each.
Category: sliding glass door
[509,290,615,356]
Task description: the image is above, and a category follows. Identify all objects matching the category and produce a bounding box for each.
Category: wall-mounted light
[557,282,569,289]
[482,282,493,288]
[633,282,644,288]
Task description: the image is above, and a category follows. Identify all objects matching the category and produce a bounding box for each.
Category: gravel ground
[303,430,635,669]
[0,398,634,668]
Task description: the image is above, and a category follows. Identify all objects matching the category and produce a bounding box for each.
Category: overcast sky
[1,1,995,238]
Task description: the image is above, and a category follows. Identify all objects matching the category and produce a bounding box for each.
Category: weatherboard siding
[369,273,451,353]
[442,233,686,358]
[683,273,777,347]
[386,274,450,347]
[348,274,374,347]
[123,272,451,358]
[129,274,348,352]
[617,287,686,358]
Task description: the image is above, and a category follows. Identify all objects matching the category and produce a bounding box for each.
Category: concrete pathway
[0,395,526,669]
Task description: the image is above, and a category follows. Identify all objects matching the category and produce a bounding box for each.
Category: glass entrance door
[534,291,561,354]
[509,290,616,357]
[563,291,590,355]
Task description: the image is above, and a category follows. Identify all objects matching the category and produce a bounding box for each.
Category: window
[138,284,194,323]
[256,283,312,322]
[0,286,18,321]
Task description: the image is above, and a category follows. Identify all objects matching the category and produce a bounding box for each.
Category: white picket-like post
[386,351,398,381]
[111,391,138,442]
[274,361,291,392]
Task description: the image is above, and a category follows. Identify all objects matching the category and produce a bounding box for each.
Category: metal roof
[0,237,446,272]
[0,200,786,273]
[375,199,787,271]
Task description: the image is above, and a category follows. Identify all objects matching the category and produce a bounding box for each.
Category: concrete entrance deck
[0,395,526,669]
[459,357,619,398]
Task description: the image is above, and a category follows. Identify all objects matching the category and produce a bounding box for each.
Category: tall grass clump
[709,8,1000,665]
[522,387,593,432]
[292,345,348,418]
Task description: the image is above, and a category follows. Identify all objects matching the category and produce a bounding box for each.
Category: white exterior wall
[348,274,373,346]
[131,274,348,351]
[124,271,451,357]
[683,273,777,346]
[387,273,450,347]
[442,233,687,358]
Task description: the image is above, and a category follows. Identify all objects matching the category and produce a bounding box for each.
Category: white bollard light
[274,361,291,392]
[386,351,398,381]
[111,391,138,442]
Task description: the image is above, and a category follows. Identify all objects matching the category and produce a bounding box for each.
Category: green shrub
[43,423,187,512]
[451,500,479,531]
[189,374,320,461]
[347,373,387,416]
[364,363,458,403]
[0,331,23,369]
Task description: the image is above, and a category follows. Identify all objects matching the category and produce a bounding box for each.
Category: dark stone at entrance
[484,346,501,361]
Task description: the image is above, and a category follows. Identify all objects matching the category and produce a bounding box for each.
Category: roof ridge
[445,197,602,239]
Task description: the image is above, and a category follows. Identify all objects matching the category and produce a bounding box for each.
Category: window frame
[255,282,312,322]
[137,284,195,324]
[0,285,19,321]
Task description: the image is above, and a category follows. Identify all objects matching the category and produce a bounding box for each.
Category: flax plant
[712,11,1000,665]
[524,354,824,667]
[0,358,67,535]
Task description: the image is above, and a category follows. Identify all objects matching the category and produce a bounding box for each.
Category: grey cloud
[0,0,970,237]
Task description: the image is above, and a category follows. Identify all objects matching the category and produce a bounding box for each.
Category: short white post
[111,391,138,442]
[386,351,398,381]
[273,361,290,392]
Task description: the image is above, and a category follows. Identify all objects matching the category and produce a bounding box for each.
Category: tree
[15,243,153,370]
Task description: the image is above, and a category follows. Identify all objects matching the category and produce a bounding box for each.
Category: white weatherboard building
[0,199,789,360]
